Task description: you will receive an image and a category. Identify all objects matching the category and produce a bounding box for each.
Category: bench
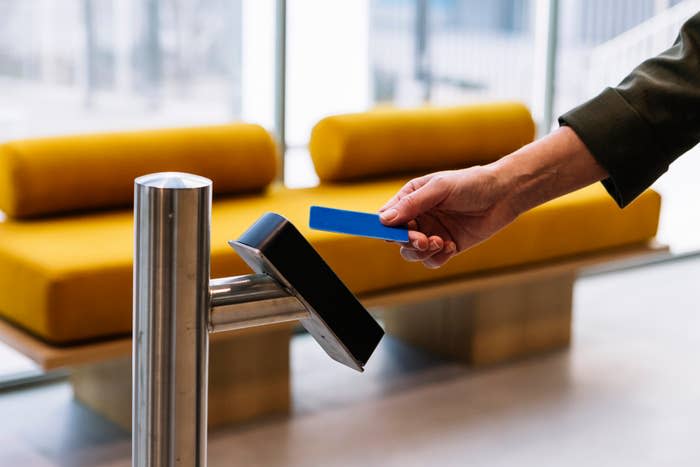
[0,103,665,430]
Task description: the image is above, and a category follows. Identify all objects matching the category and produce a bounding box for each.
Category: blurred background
[0,0,699,410]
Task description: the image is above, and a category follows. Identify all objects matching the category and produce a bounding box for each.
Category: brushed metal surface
[133,172,211,467]
[209,274,309,332]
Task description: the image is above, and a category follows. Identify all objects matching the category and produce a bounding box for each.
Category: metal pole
[82,0,96,107]
[144,0,162,107]
[274,0,287,178]
[230,0,243,118]
[543,0,560,134]
[414,0,431,102]
[533,0,560,134]
[133,172,212,467]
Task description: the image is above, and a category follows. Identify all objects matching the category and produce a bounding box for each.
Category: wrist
[487,126,607,217]
[484,146,540,217]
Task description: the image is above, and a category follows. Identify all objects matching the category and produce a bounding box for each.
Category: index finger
[378,174,433,213]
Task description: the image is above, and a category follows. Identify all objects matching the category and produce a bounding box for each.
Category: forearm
[488,126,608,216]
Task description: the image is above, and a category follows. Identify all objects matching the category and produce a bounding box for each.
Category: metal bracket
[209,274,309,333]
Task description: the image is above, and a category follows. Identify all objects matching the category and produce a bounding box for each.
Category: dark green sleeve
[559,12,700,208]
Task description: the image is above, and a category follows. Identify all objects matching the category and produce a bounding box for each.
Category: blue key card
[309,206,409,242]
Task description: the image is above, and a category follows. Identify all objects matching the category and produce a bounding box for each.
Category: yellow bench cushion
[0,180,660,344]
[0,124,278,219]
[310,102,535,182]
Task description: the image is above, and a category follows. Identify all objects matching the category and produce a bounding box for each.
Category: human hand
[378,127,608,269]
[379,165,517,269]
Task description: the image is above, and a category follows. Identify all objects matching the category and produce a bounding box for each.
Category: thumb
[380,177,447,225]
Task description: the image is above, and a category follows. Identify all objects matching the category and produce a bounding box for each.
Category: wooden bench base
[70,324,293,430]
[382,273,574,366]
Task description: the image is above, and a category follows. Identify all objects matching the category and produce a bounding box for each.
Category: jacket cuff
[558,87,667,208]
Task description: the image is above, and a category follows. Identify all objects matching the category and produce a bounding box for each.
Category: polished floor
[0,255,698,466]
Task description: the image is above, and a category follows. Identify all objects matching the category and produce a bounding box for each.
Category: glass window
[0,0,274,141]
[370,0,534,108]
[554,0,700,253]
[284,0,537,187]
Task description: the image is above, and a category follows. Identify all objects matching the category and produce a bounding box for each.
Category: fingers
[396,234,458,269]
[383,220,420,246]
[407,225,429,250]
[380,176,449,226]
[423,241,458,269]
[378,173,438,214]
[400,243,442,262]
[399,232,444,262]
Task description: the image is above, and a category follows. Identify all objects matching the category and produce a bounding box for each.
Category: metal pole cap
[135,172,212,190]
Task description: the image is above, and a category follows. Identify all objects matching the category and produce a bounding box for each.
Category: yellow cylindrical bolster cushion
[0,124,278,218]
[310,102,536,182]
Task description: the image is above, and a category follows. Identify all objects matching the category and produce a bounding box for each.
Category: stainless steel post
[133,172,212,467]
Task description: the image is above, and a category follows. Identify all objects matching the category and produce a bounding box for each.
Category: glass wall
[1,0,699,382]
[0,0,274,141]
[284,0,538,187]
[284,0,371,186]
[370,0,534,108]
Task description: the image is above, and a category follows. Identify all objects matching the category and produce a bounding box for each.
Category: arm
[560,12,700,207]
[495,126,608,215]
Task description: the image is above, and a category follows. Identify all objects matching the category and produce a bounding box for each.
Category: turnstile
[133,172,384,467]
